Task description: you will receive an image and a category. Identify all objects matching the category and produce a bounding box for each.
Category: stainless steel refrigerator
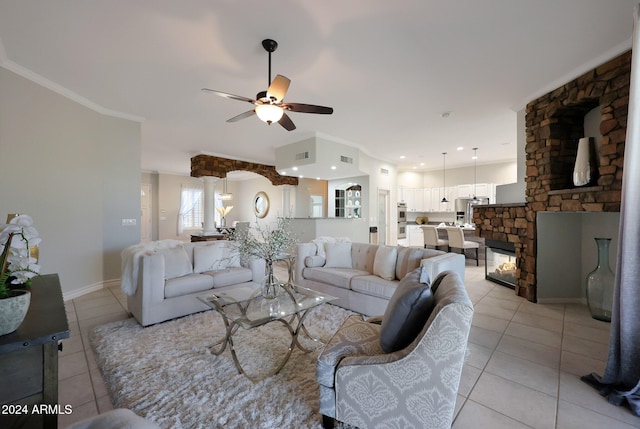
[455,197,490,224]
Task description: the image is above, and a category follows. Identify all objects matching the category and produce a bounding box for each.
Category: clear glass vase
[261,260,281,300]
[586,237,615,322]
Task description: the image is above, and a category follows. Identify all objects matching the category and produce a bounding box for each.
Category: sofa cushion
[325,242,352,268]
[373,245,397,280]
[157,246,193,279]
[222,242,242,268]
[303,267,369,290]
[351,242,378,272]
[193,244,225,273]
[164,273,213,298]
[379,267,435,353]
[206,267,252,288]
[395,246,426,280]
[351,275,399,299]
[305,255,326,268]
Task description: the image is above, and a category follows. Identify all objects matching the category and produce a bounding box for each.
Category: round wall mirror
[253,191,270,218]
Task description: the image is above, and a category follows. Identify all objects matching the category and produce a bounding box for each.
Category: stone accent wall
[191,154,298,186]
[475,50,630,301]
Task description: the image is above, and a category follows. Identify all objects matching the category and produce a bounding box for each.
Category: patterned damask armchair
[316,270,473,429]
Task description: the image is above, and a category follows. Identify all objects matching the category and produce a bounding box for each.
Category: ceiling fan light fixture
[255,104,284,124]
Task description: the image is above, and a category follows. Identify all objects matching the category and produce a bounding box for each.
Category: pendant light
[441,152,448,204]
[220,177,233,201]
[472,147,479,202]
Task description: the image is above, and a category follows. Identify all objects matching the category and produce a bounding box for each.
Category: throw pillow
[324,242,352,268]
[221,242,242,268]
[305,255,326,268]
[395,246,426,280]
[156,246,193,280]
[311,236,334,258]
[379,267,435,353]
[193,244,225,273]
[373,245,398,281]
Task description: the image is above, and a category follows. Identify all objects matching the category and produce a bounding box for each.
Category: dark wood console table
[0,274,70,429]
[191,234,227,242]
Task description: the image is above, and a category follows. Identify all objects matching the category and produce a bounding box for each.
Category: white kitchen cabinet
[412,189,424,211]
[403,188,425,211]
[407,225,424,247]
[457,184,473,198]
[422,188,432,212]
[474,183,495,202]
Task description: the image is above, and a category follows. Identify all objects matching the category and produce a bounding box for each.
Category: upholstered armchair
[316,269,473,429]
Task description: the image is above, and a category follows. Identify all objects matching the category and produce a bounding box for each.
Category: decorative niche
[546,100,600,191]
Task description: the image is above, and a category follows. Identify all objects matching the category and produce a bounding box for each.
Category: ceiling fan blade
[267,75,290,102]
[201,88,256,104]
[278,113,296,131]
[284,103,334,114]
[226,110,256,123]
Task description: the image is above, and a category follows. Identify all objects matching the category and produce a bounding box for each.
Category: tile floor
[58,263,640,428]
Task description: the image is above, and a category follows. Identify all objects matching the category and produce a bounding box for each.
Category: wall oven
[397,203,407,223]
[397,203,407,239]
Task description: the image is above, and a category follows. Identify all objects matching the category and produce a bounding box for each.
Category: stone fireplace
[474,51,630,302]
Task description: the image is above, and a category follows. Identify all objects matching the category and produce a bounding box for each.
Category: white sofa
[126,241,264,326]
[295,240,465,316]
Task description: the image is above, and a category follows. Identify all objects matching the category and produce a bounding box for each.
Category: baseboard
[62,278,121,302]
[537,297,586,305]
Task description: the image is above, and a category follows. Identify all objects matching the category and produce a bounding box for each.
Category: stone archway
[191,154,298,186]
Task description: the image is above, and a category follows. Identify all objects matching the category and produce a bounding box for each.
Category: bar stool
[421,225,449,251]
[445,227,480,266]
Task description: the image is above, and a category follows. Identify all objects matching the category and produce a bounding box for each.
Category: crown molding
[0,36,144,123]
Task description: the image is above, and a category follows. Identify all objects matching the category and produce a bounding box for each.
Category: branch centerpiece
[231,217,298,299]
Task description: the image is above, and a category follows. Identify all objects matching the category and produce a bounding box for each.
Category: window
[179,186,203,232]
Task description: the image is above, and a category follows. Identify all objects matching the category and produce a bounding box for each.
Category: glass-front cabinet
[335,185,361,218]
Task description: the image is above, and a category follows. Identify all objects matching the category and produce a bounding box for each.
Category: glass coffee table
[198,284,336,381]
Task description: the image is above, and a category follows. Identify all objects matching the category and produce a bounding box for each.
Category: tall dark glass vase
[586,238,615,322]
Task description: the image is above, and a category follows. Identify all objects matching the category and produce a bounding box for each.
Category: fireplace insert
[485,239,516,289]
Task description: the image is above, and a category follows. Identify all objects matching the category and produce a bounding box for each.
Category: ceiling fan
[201,39,333,131]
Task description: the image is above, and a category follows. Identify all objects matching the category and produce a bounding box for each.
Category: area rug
[90,303,356,429]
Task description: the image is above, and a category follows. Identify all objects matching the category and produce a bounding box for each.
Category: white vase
[573,137,591,187]
[0,290,31,336]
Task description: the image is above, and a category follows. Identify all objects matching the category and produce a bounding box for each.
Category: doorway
[377,189,390,245]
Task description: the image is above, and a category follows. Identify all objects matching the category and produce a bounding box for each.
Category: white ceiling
[0,1,636,176]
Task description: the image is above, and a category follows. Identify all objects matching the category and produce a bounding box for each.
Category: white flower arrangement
[216,205,233,217]
[0,215,42,295]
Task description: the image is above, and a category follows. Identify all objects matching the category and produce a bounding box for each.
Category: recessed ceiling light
[280,171,287,175]
[420,162,425,166]
[299,175,304,178]
[400,155,406,159]
[412,166,417,169]
[292,166,298,171]
[316,177,320,180]
[330,166,337,170]
[457,146,464,151]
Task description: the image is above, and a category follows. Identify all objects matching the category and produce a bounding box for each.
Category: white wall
[537,212,619,303]
[496,108,527,203]
[0,67,141,297]
[398,161,517,188]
